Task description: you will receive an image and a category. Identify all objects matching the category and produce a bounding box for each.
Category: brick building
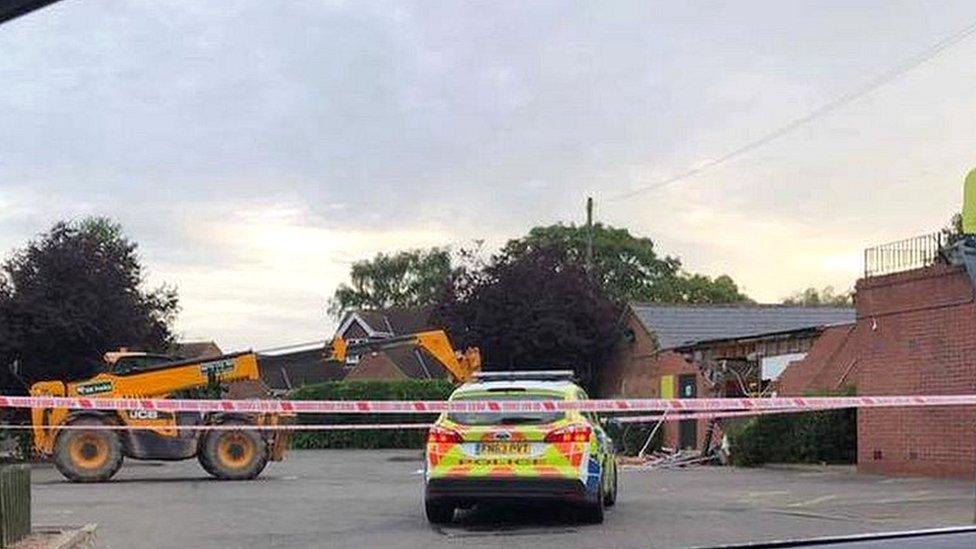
[856,263,976,478]
[776,261,976,478]
[599,304,854,450]
[775,323,858,395]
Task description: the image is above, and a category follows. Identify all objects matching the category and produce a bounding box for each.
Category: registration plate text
[477,442,530,455]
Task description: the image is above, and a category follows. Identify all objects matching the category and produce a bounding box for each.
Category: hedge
[287,380,455,449]
[727,407,856,467]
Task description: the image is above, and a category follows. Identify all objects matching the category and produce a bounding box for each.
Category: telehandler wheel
[53,417,124,483]
[198,422,268,480]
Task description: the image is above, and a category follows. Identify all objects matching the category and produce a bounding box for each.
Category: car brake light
[544,424,591,443]
[427,426,462,443]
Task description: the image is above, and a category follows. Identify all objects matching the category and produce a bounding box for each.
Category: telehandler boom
[326,330,481,382]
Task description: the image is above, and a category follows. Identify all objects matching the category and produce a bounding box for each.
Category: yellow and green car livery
[423,371,617,524]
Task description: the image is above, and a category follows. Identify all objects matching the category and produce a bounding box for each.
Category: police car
[423,371,618,524]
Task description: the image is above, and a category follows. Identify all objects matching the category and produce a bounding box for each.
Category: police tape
[0,411,834,432]
[615,406,842,424]
[0,423,434,431]
[2,394,975,414]
[0,402,951,432]
[2,409,817,431]
[0,408,860,432]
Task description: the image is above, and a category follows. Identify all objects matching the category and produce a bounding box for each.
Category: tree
[502,223,751,304]
[942,212,963,244]
[0,218,179,383]
[434,245,621,389]
[782,286,852,307]
[673,273,749,304]
[327,248,453,317]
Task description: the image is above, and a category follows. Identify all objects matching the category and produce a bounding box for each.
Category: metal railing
[864,232,949,278]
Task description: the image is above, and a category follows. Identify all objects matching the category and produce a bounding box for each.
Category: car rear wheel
[580,470,605,524]
[604,460,618,507]
[425,499,454,525]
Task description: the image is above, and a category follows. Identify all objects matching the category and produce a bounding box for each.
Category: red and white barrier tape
[1,423,433,431]
[0,409,829,431]
[616,406,849,424]
[0,401,948,432]
[0,408,866,432]
[3,394,974,414]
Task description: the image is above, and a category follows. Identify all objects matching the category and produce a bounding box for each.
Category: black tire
[198,422,268,480]
[580,470,605,524]
[53,416,124,483]
[604,460,618,507]
[425,499,454,525]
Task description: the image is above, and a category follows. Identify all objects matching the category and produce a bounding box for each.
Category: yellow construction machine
[326,330,481,382]
[30,351,290,482]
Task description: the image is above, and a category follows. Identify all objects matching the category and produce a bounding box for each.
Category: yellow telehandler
[30,351,291,482]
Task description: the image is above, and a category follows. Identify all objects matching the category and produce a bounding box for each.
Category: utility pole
[585,196,594,274]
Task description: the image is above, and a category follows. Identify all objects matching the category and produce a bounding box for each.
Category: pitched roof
[385,346,450,380]
[172,341,223,360]
[338,307,435,337]
[344,353,410,381]
[224,379,272,399]
[258,348,346,391]
[630,304,856,350]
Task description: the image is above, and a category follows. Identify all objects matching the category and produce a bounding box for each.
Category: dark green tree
[0,218,179,383]
[328,248,453,317]
[502,223,751,304]
[782,286,853,307]
[434,245,621,389]
[942,212,963,243]
[672,273,751,304]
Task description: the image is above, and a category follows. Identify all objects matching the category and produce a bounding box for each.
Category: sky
[1,1,975,351]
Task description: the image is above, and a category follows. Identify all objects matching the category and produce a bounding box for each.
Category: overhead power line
[609,17,976,202]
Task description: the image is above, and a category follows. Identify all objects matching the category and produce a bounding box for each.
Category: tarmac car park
[423,370,619,524]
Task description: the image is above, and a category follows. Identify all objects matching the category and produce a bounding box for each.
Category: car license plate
[477,442,530,455]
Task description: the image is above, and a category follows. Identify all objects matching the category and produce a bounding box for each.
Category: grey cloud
[1,1,975,345]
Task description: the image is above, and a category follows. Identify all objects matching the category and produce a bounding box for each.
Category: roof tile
[631,304,856,350]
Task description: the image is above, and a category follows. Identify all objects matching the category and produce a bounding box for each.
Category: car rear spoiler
[472,371,576,382]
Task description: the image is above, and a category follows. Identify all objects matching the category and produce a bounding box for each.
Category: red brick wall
[599,309,658,397]
[777,324,858,396]
[599,310,709,449]
[854,264,976,479]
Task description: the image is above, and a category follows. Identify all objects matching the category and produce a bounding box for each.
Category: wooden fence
[0,465,30,547]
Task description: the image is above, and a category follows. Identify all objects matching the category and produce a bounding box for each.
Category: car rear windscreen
[447,392,565,425]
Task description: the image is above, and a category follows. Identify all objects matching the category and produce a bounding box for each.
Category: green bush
[727,408,856,467]
[288,380,455,450]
